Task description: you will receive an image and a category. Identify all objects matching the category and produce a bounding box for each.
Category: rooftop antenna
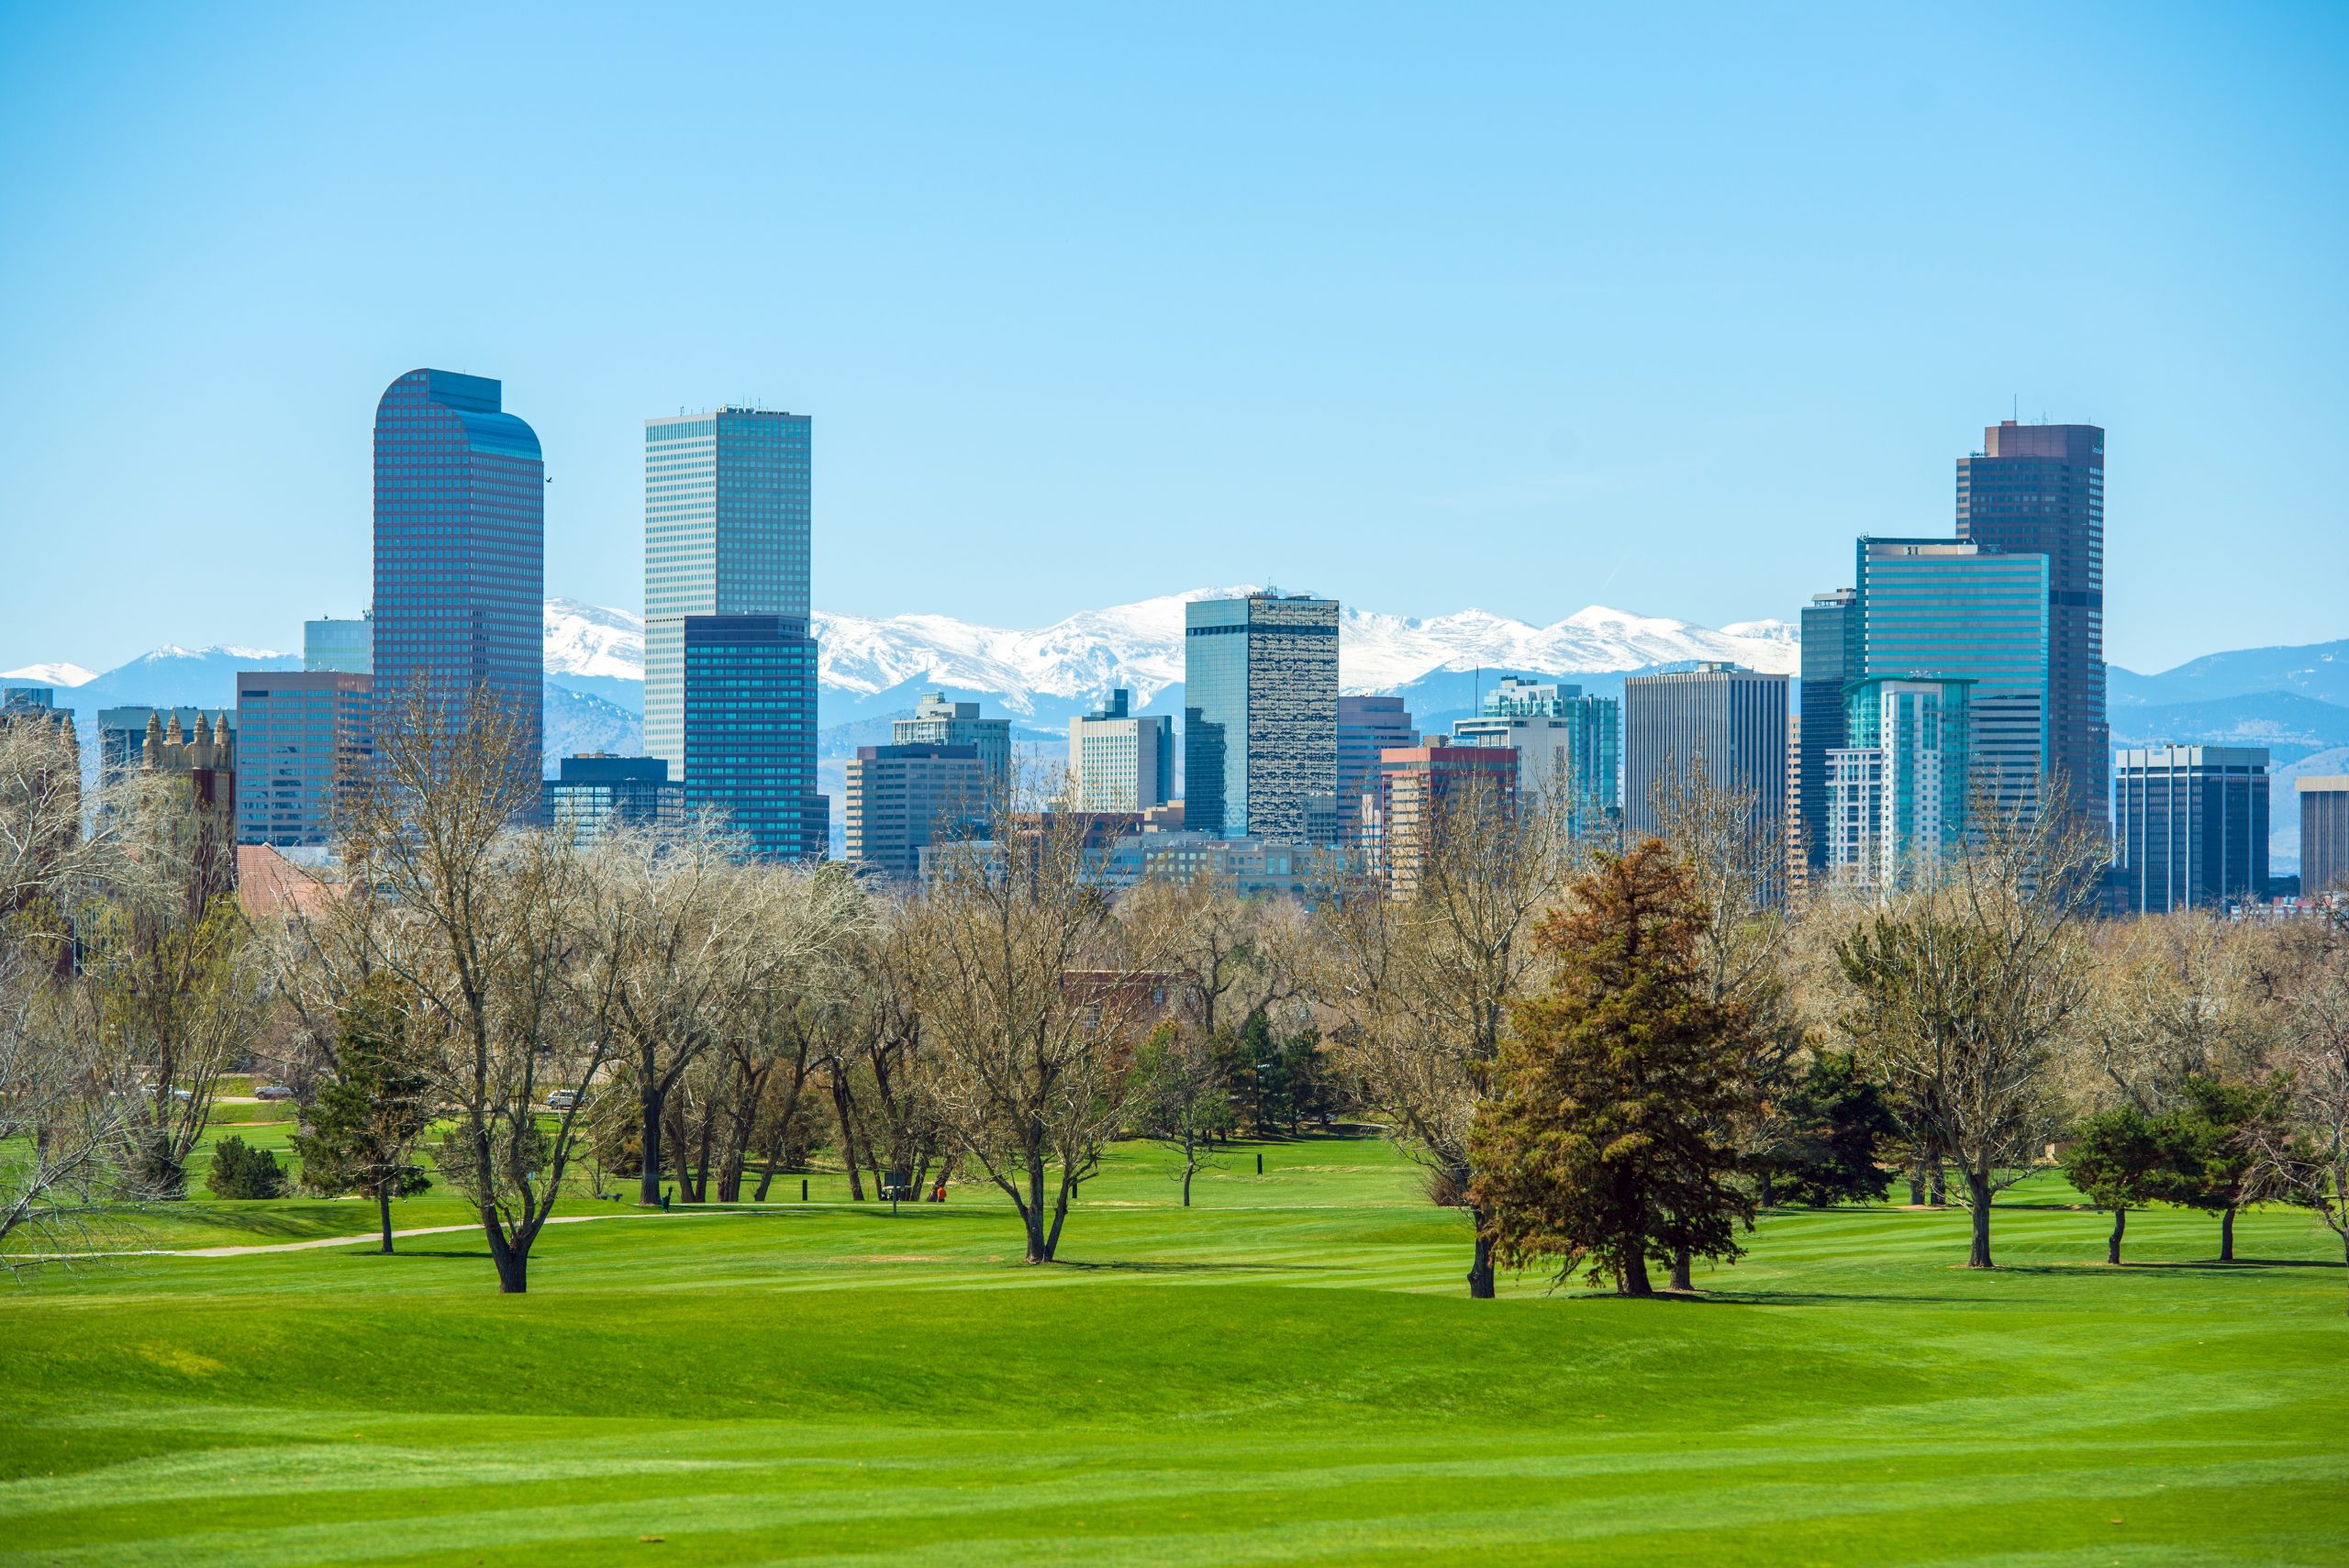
[2011,394,2018,422]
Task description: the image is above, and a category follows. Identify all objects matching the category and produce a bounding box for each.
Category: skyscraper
[1795,589,1858,875]
[1067,689,1173,810]
[1373,742,1519,896]
[1826,676,1970,892]
[844,742,985,878]
[547,754,682,844]
[372,369,542,765]
[895,694,1012,801]
[304,617,373,674]
[1957,421,2107,828]
[642,408,812,777]
[2298,776,2349,898]
[1336,695,1417,845]
[235,671,373,847]
[1620,662,1787,847]
[1450,677,1618,827]
[681,614,827,861]
[1854,539,2048,820]
[2113,746,2269,914]
[1184,593,1339,843]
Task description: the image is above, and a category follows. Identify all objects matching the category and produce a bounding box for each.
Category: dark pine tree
[290,973,436,1252]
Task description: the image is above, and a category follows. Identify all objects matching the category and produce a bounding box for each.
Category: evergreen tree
[2160,1073,2293,1262]
[1753,1051,1900,1208]
[2063,1106,2188,1264]
[204,1135,288,1199]
[290,973,435,1252]
[1467,841,1755,1296]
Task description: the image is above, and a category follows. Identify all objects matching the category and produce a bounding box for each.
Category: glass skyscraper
[1854,539,2048,821]
[1183,593,1339,843]
[1826,676,1970,892]
[1450,677,1618,831]
[681,615,827,861]
[372,370,543,768]
[1795,589,1857,874]
[644,408,812,774]
[1958,422,2107,829]
[2113,747,2269,913]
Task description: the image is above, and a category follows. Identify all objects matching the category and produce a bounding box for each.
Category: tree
[2162,1073,2291,1262]
[1751,1050,1899,1208]
[1833,788,2103,1268]
[203,1134,289,1199]
[1468,842,1756,1296]
[1130,1022,1235,1206]
[2254,914,2349,1313]
[288,972,435,1251]
[2063,1106,2184,1264]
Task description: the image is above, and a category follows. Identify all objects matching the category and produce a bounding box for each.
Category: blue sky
[1,3,2342,675]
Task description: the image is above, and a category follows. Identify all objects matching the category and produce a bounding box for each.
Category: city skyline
[4,7,2343,675]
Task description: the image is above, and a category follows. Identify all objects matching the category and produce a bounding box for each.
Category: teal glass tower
[1827,676,1970,890]
[1183,593,1339,843]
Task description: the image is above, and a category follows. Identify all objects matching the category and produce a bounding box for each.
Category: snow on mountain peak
[0,662,100,689]
[544,597,647,680]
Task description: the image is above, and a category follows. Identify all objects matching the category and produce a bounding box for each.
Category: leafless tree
[2255,912,2349,1311]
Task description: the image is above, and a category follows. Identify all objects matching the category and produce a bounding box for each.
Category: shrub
[205,1135,290,1200]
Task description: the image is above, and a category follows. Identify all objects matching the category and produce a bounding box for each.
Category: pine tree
[1467,841,1755,1296]
[290,973,435,1252]
[2063,1106,2188,1264]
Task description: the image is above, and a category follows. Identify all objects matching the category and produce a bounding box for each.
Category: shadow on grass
[1996,1258,2342,1274]
[1051,1259,1313,1274]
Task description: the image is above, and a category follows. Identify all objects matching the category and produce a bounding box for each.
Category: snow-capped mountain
[0,662,100,689]
[547,588,1798,722]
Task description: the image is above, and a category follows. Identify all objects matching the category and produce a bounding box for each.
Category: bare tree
[1316,780,1584,1296]
[340,688,617,1294]
[2257,913,2349,1311]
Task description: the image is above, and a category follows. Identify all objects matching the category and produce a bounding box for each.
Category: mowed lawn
[4,1132,2346,1567]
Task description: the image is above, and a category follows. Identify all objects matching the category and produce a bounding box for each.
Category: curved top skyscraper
[371,369,544,769]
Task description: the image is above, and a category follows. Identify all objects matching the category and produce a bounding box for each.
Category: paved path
[98,1207,744,1259]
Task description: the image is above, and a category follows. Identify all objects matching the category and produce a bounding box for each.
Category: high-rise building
[1184,593,1340,843]
[304,617,373,674]
[1067,689,1173,810]
[1620,662,1787,849]
[1795,589,1858,875]
[679,615,827,861]
[1,686,72,738]
[1335,695,1417,843]
[371,370,542,768]
[641,408,812,778]
[548,754,681,844]
[98,707,229,791]
[2299,776,2349,898]
[1854,539,2048,820]
[1826,677,1970,892]
[895,693,1012,801]
[1451,677,1618,827]
[1373,743,1519,896]
[844,742,984,878]
[2113,746,2270,914]
[235,671,373,847]
[1958,421,2107,828]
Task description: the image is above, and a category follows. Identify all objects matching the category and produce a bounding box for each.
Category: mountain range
[11,595,2344,869]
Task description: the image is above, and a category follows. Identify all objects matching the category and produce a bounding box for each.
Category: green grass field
[5,1130,2346,1567]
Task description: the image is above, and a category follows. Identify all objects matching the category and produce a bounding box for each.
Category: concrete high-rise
[1621,662,1787,849]
[1184,593,1339,843]
[2299,776,2349,898]
[1067,689,1172,810]
[372,370,542,764]
[844,742,984,879]
[895,694,1012,801]
[1336,695,1417,845]
[642,408,812,778]
[1957,421,2107,828]
[1854,539,2048,821]
[1826,676,1970,892]
[1373,742,1519,896]
[2113,746,2269,914]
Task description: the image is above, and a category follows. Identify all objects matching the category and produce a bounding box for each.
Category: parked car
[545,1089,584,1111]
[253,1084,296,1102]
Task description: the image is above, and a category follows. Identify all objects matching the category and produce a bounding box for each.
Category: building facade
[679,615,827,861]
[844,741,984,879]
[98,706,228,792]
[1067,689,1173,810]
[642,407,812,777]
[1335,695,1417,845]
[1854,538,2048,821]
[2299,776,2349,898]
[304,617,373,674]
[1374,743,1519,896]
[547,754,682,843]
[235,671,373,847]
[2113,746,2270,914]
[371,369,542,766]
[895,693,1012,801]
[1451,676,1618,827]
[1796,588,1858,877]
[1825,677,1970,892]
[1183,593,1340,843]
[1958,421,2108,829]
[1620,663,1788,849]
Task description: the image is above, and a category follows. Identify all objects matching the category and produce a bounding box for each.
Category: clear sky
[1,3,2343,676]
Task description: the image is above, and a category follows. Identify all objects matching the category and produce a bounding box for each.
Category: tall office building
[680,615,827,860]
[844,742,985,878]
[548,754,681,844]
[1451,677,1618,827]
[1067,689,1172,810]
[1373,743,1519,896]
[1795,589,1858,874]
[305,617,373,674]
[1620,662,1787,849]
[2299,776,2349,898]
[1958,421,2107,828]
[642,408,812,777]
[235,671,373,847]
[895,694,1012,800]
[1826,677,1970,892]
[1184,593,1340,843]
[1336,695,1417,845]
[372,369,542,766]
[1854,539,2048,820]
[2113,746,2269,914]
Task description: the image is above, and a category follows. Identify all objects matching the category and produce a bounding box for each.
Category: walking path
[86,1206,744,1260]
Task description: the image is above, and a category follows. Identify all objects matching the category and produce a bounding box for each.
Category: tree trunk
[1670,1242,1693,1292]
[1182,1159,1194,1208]
[377,1178,395,1254]
[691,1106,717,1202]
[829,1074,866,1201]
[1466,1207,1497,1299]
[1929,1164,1947,1207]
[1965,1167,1994,1268]
[1620,1251,1653,1296]
[667,1103,696,1202]
[484,1209,528,1294]
[2221,1206,2235,1262]
[1908,1171,1925,1206]
[637,1080,666,1207]
[2108,1205,2127,1266]
[1022,1152,1049,1263]
[1757,1172,1776,1210]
